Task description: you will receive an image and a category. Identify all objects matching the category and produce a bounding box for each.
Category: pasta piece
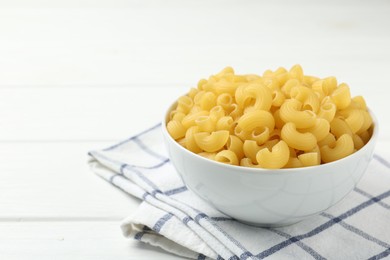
[358,130,371,144]
[243,140,262,163]
[305,118,330,142]
[215,150,239,165]
[298,152,320,167]
[279,99,316,128]
[198,152,216,160]
[217,93,234,110]
[330,118,352,138]
[357,110,373,134]
[272,89,286,107]
[199,92,217,110]
[273,109,285,129]
[216,116,234,132]
[188,88,199,99]
[289,64,304,82]
[237,84,273,112]
[169,110,186,122]
[303,75,320,86]
[281,79,300,97]
[167,120,186,140]
[284,157,303,168]
[352,134,365,150]
[226,135,244,160]
[195,116,215,132]
[342,109,364,134]
[332,83,351,110]
[281,122,317,151]
[250,127,270,145]
[317,133,336,147]
[194,130,230,152]
[177,138,186,147]
[185,126,202,153]
[240,157,259,168]
[320,134,354,163]
[256,140,290,169]
[352,96,367,110]
[318,99,337,122]
[197,79,208,90]
[176,95,194,113]
[209,105,225,122]
[182,111,209,128]
[237,110,275,132]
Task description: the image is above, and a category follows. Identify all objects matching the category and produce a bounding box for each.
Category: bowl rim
[162,100,379,175]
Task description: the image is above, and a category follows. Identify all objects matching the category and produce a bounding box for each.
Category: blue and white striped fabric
[89,123,390,260]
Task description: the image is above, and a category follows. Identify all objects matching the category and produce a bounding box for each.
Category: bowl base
[237,219,303,228]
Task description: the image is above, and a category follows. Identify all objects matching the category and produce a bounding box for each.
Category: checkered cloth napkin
[89,124,390,260]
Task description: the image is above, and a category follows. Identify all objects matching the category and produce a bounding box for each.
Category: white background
[0,0,389,259]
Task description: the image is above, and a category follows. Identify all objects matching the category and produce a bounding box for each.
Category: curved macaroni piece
[330,118,352,138]
[176,95,194,113]
[243,140,262,163]
[199,92,217,111]
[216,116,234,132]
[185,126,202,153]
[182,111,209,128]
[240,157,259,168]
[341,109,364,134]
[226,135,244,160]
[284,157,303,168]
[228,104,242,120]
[281,122,317,151]
[352,134,365,150]
[237,110,275,132]
[167,120,186,140]
[177,138,186,147]
[198,152,216,160]
[332,83,351,110]
[358,130,371,144]
[169,110,186,122]
[317,133,336,147]
[352,96,367,110]
[194,130,230,152]
[273,109,285,129]
[279,99,316,128]
[302,92,320,113]
[217,93,234,110]
[320,134,354,163]
[289,64,304,82]
[195,116,215,132]
[256,140,290,169]
[281,79,300,97]
[357,110,373,134]
[303,75,320,86]
[236,84,272,112]
[209,105,225,122]
[215,150,239,165]
[272,90,286,107]
[250,127,270,145]
[318,99,337,122]
[214,80,240,96]
[306,118,330,141]
[298,152,320,167]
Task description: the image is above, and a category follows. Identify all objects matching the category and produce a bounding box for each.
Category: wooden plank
[0,221,183,260]
[0,4,389,86]
[0,142,139,219]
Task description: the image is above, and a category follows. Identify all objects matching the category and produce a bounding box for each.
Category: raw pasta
[167,65,374,169]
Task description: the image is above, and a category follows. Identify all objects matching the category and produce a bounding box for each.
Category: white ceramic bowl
[162,103,379,227]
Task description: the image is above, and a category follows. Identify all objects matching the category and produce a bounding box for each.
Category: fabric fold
[89,123,390,260]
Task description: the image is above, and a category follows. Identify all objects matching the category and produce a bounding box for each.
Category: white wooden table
[1,1,389,259]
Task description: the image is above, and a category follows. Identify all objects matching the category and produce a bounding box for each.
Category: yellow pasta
[237,110,275,132]
[279,99,316,129]
[281,122,317,151]
[256,140,290,169]
[194,130,230,153]
[215,150,239,165]
[320,134,354,163]
[166,65,374,169]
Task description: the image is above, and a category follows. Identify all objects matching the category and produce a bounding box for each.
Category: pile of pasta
[166,65,373,169]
